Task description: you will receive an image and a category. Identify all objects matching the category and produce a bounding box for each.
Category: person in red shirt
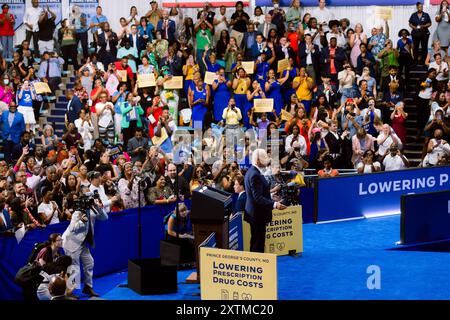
[286,24,300,64]
[114,57,135,89]
[0,4,15,59]
[146,95,166,138]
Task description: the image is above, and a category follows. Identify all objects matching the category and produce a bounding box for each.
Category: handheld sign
[254,99,274,113]
[117,70,127,82]
[241,61,255,75]
[164,76,183,89]
[151,127,169,146]
[137,73,156,88]
[33,82,52,94]
[280,109,294,122]
[204,72,218,85]
[230,30,244,47]
[277,58,290,74]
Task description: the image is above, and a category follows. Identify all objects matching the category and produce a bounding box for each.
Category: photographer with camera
[62,186,108,298]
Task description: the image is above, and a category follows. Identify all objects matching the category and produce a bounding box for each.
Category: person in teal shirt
[120,92,144,146]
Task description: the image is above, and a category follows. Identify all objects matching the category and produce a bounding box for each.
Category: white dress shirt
[24,6,44,32]
[89,184,112,213]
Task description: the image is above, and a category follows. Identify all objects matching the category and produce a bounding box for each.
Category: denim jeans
[0,36,13,59]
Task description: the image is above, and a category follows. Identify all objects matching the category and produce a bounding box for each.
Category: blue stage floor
[81,215,450,300]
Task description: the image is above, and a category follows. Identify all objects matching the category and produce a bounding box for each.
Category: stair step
[46,116,65,122]
[404,150,423,156]
[55,102,67,109]
[51,109,66,116]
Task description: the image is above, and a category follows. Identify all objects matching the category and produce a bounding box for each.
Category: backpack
[14,262,43,287]
[13,242,47,297]
[27,242,48,264]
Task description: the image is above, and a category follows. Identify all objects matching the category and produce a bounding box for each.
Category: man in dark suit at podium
[244,149,286,253]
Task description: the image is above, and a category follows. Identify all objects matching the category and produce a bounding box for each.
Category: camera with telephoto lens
[278,171,301,206]
[74,190,100,211]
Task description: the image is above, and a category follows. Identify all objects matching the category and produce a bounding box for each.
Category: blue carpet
[90,216,450,300]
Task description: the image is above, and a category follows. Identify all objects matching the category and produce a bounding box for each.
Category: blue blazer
[128,34,146,53]
[244,165,274,225]
[66,95,83,124]
[0,208,13,232]
[251,43,270,60]
[156,19,176,43]
[0,111,25,144]
[234,192,247,215]
[138,24,154,42]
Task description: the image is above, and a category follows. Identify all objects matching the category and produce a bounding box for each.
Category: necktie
[46,61,50,79]
[165,20,168,39]
[264,23,268,38]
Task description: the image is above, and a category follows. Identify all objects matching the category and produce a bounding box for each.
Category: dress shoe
[82,285,100,297]
[67,293,79,300]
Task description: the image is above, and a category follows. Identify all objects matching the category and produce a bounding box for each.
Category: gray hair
[251,149,270,167]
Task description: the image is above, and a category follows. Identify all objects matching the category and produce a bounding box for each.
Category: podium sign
[200,247,277,300]
[243,206,303,255]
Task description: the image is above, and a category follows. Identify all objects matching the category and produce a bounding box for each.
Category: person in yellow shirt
[222,98,242,125]
[183,55,200,96]
[292,67,315,114]
[232,67,251,118]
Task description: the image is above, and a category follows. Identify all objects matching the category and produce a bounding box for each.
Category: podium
[189,186,233,282]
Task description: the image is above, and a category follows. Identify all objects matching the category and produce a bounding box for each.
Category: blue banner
[69,0,98,27]
[401,191,450,245]
[4,0,25,31]
[229,212,243,251]
[315,166,450,222]
[39,0,62,26]
[199,232,217,248]
[255,0,417,6]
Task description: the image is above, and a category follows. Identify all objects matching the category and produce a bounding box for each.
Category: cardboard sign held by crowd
[204,72,218,85]
[241,61,255,75]
[277,58,290,74]
[230,30,244,47]
[117,70,127,82]
[254,99,274,113]
[280,109,294,122]
[33,82,52,94]
[164,76,183,89]
[137,73,156,88]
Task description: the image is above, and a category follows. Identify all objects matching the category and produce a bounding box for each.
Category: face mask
[3,79,9,85]
[2,9,8,14]
[274,3,279,8]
